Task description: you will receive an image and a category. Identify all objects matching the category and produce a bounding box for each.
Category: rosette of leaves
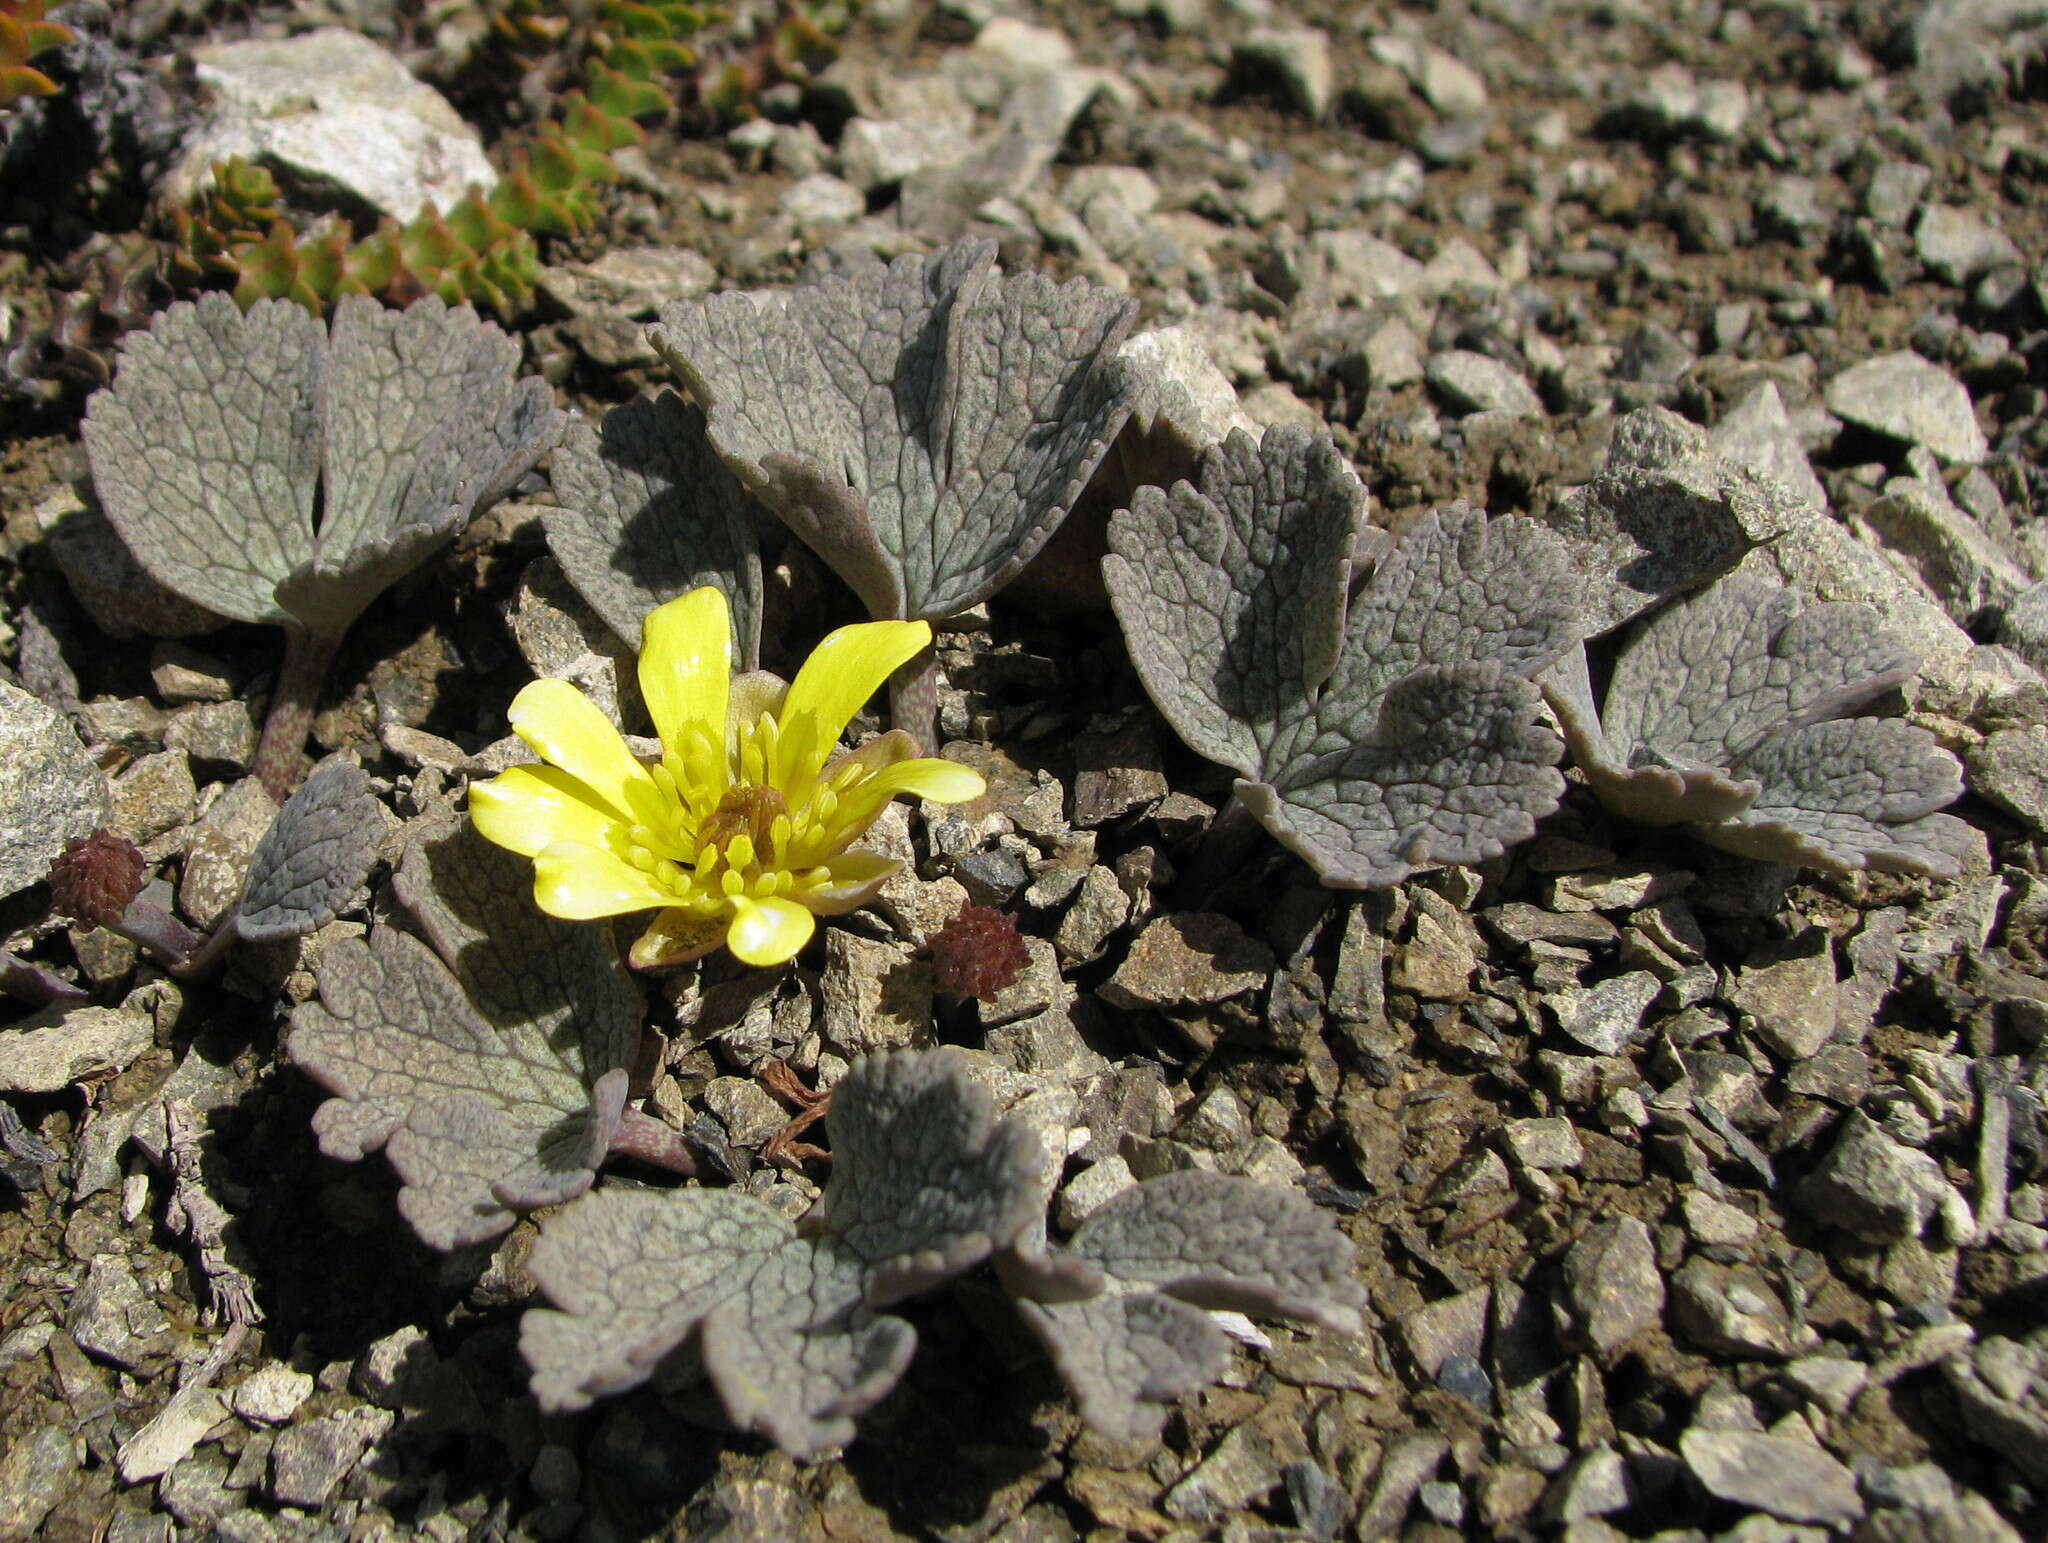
[1541,574,1979,874]
[520,1047,1364,1455]
[649,238,1138,745]
[543,389,763,657]
[168,159,545,319]
[1103,425,1579,888]
[0,1,73,106]
[80,292,565,796]
[288,820,686,1250]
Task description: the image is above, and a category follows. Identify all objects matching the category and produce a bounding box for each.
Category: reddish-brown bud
[47,830,146,930]
[928,902,1031,1003]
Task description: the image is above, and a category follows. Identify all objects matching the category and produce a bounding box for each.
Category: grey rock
[150,642,235,704]
[1825,352,1987,466]
[1551,971,1661,1055]
[1503,1117,1582,1171]
[1100,913,1273,1011]
[1971,726,2048,831]
[1616,320,1695,387]
[1070,715,1168,827]
[779,173,866,227]
[1671,1257,1816,1358]
[1796,1110,1967,1244]
[1368,34,1488,116]
[1709,382,1827,512]
[107,750,197,846]
[1678,1428,1862,1526]
[840,111,970,192]
[66,1253,173,1369]
[168,29,495,220]
[819,931,930,1053]
[162,698,260,776]
[232,1364,314,1426]
[1235,27,1336,120]
[1915,204,2023,286]
[178,777,282,931]
[1394,1285,1489,1377]
[1726,927,1837,1060]
[540,247,718,328]
[1427,350,1542,417]
[0,681,107,899]
[1559,1215,1663,1353]
[1053,865,1132,966]
[1622,63,1751,140]
[1864,161,1933,227]
[1307,229,1428,304]
[1859,475,2031,619]
[1943,1332,2048,1486]
[1542,1445,1630,1521]
[0,1005,154,1094]
[0,1425,80,1543]
[117,1385,229,1483]
[1758,174,1830,245]
[267,1406,393,1509]
[703,1077,788,1148]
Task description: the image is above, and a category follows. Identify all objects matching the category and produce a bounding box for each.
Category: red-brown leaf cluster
[928,902,1030,1003]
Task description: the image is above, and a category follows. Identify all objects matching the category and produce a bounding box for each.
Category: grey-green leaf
[1013,1292,1229,1444]
[522,1186,794,1411]
[1106,430,1573,888]
[287,929,606,1248]
[1702,717,1981,876]
[543,390,763,662]
[237,758,383,942]
[812,1046,1047,1307]
[1066,1170,1367,1333]
[1103,426,1361,778]
[81,294,322,626]
[81,293,564,641]
[286,820,640,1248]
[651,239,1137,620]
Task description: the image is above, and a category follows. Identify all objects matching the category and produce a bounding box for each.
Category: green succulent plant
[0,0,73,107]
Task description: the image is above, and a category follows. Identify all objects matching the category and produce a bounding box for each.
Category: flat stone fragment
[0,1006,154,1094]
[1709,382,1827,512]
[1100,914,1274,1011]
[66,1253,173,1368]
[0,1425,79,1542]
[1558,1215,1663,1353]
[170,29,496,220]
[818,931,931,1054]
[1550,971,1661,1054]
[1914,204,2023,285]
[116,1387,228,1483]
[1679,1428,1863,1526]
[0,681,108,900]
[1235,27,1336,119]
[1427,349,1543,416]
[232,1364,315,1426]
[1970,726,2048,832]
[178,777,283,931]
[1824,351,1986,466]
[1504,1117,1582,1171]
[1795,1110,1964,1243]
[1726,927,1837,1060]
[267,1407,393,1509]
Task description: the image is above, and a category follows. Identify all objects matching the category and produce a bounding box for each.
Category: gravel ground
[1,1,2047,1540]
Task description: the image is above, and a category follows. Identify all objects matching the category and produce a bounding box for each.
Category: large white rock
[0,682,106,899]
[167,29,496,221]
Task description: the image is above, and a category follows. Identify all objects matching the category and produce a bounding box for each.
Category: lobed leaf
[811,1046,1048,1306]
[1702,717,1981,876]
[237,758,384,942]
[82,294,565,643]
[286,821,641,1248]
[1552,574,1974,871]
[651,239,1137,621]
[543,390,763,661]
[1103,426,1359,778]
[1013,1292,1229,1444]
[1106,431,1573,888]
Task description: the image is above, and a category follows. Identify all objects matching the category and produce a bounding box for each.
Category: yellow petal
[640,588,730,778]
[470,765,627,858]
[531,841,673,919]
[629,907,728,969]
[509,679,661,825]
[859,757,986,804]
[774,618,931,788]
[726,894,816,966]
[806,851,900,915]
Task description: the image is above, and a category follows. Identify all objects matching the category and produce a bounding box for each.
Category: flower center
[699,783,789,868]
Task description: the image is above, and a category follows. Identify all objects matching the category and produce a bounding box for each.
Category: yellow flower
[470,587,985,968]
